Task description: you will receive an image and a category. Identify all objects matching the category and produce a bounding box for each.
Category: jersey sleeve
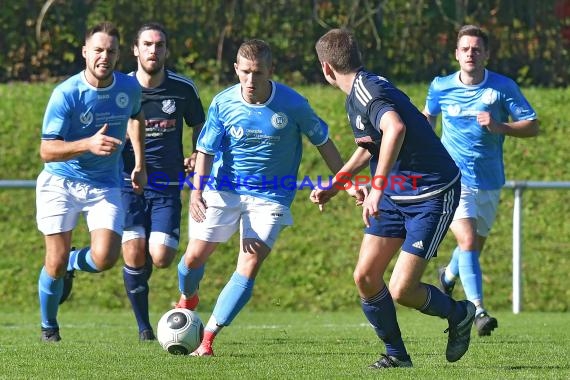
[130,82,143,118]
[367,89,396,133]
[42,87,71,140]
[297,100,329,146]
[183,84,206,128]
[424,78,442,116]
[502,80,537,121]
[195,100,224,155]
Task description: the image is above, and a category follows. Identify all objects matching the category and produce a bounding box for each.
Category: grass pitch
[0,309,568,379]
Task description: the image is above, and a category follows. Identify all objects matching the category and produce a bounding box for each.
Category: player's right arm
[311,146,371,207]
[422,108,438,130]
[189,151,214,223]
[40,124,123,162]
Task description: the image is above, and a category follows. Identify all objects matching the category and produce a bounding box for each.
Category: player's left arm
[127,110,147,194]
[478,113,539,138]
[184,122,204,175]
[316,138,344,174]
[361,110,405,227]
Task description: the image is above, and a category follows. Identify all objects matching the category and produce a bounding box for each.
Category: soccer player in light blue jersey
[121,23,205,342]
[313,28,475,368]
[174,39,345,356]
[423,25,539,337]
[36,22,146,342]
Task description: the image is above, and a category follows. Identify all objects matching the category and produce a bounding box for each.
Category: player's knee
[152,254,174,269]
[353,269,375,292]
[149,245,177,268]
[456,234,477,250]
[91,248,120,271]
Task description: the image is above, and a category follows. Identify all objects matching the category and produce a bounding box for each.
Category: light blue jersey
[197,81,329,207]
[425,69,536,189]
[42,71,142,187]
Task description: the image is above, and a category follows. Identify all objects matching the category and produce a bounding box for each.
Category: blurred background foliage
[1,0,569,86]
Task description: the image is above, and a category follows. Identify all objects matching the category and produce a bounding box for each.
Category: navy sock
[123,264,151,332]
[361,286,409,360]
[418,284,466,324]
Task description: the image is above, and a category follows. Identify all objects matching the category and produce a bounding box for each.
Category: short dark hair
[85,21,120,43]
[133,22,168,47]
[457,25,489,50]
[315,28,363,74]
[237,39,272,66]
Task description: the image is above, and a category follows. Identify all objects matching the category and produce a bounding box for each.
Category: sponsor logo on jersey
[447,104,461,116]
[79,111,93,125]
[162,99,176,114]
[355,115,365,130]
[116,92,129,108]
[481,88,497,105]
[271,112,288,129]
[230,125,244,139]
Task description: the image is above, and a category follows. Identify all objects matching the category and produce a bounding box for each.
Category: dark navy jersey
[347,70,459,202]
[122,70,205,187]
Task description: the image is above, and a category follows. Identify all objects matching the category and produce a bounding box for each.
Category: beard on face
[140,59,163,75]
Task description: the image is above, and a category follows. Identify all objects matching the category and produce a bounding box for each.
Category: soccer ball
[157,308,204,355]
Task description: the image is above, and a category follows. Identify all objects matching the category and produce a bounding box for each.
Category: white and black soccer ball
[157,308,204,355]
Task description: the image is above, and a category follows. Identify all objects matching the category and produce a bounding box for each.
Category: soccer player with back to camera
[120,22,205,341]
[423,25,539,337]
[36,22,146,342]
[174,39,349,356]
[312,28,475,368]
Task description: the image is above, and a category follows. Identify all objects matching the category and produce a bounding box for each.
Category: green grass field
[0,82,569,379]
[1,309,568,379]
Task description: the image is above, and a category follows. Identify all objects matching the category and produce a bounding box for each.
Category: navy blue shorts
[122,187,182,240]
[364,183,460,260]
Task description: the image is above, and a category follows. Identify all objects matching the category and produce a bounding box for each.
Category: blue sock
[212,272,254,326]
[68,247,100,273]
[419,284,466,325]
[458,249,483,302]
[123,264,151,332]
[177,255,205,296]
[38,267,62,329]
[445,247,461,283]
[361,286,409,360]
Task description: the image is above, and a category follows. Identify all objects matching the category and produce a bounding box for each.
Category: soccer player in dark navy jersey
[120,23,205,341]
[313,28,475,368]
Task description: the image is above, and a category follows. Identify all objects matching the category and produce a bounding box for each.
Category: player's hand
[184,152,198,176]
[346,186,368,206]
[362,188,383,227]
[189,190,207,222]
[477,112,504,134]
[310,187,339,212]
[88,124,122,156]
[131,168,147,195]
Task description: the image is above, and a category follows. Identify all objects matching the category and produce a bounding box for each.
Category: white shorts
[122,227,179,249]
[189,191,293,249]
[36,171,124,235]
[453,183,501,237]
